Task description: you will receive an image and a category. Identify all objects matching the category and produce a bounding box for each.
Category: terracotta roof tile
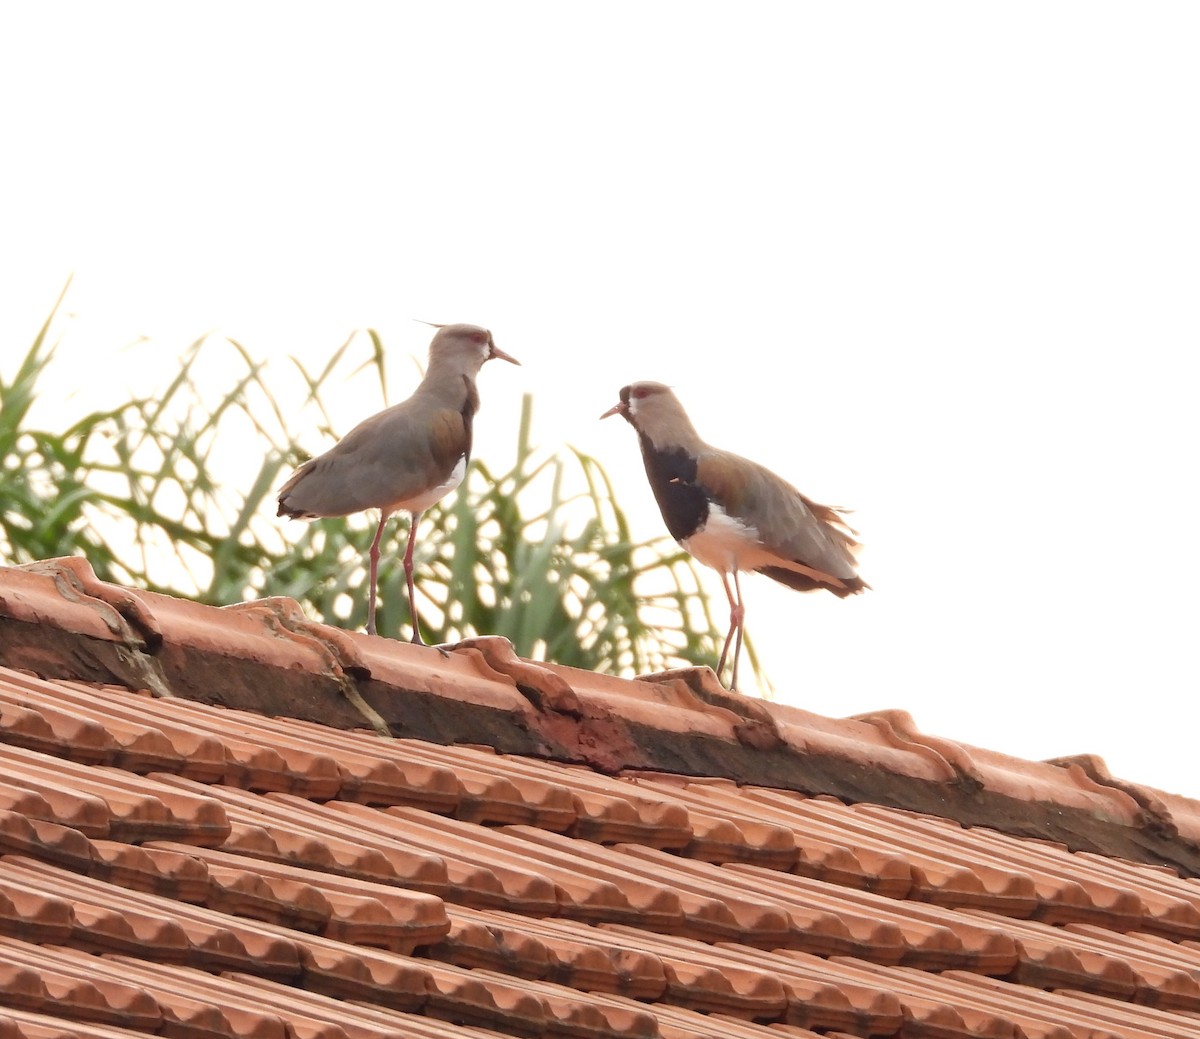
[386,740,579,827]
[422,963,662,1038]
[853,806,1157,932]
[0,745,229,844]
[0,811,94,876]
[218,817,421,886]
[367,804,681,926]
[0,686,115,766]
[0,878,74,945]
[629,775,915,894]
[942,969,1200,1039]
[0,671,224,778]
[0,560,136,645]
[293,732,702,851]
[731,862,1019,972]
[747,792,1042,913]
[1,855,301,975]
[85,955,288,1039]
[437,906,668,997]
[633,775,877,873]
[0,980,147,1037]
[686,946,907,1035]
[110,962,350,1039]
[151,777,457,889]
[1070,851,1200,941]
[315,800,560,914]
[134,696,348,797]
[0,768,110,838]
[1057,924,1200,1012]
[6,561,1200,1039]
[1,941,268,1039]
[604,1000,827,1039]
[504,826,790,945]
[88,839,212,901]
[0,939,162,1032]
[0,1006,173,1039]
[433,906,557,978]
[7,562,1200,867]
[594,925,791,1020]
[143,841,450,951]
[616,846,898,958]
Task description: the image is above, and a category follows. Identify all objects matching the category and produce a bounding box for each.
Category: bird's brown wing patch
[695,453,753,511]
[427,408,469,471]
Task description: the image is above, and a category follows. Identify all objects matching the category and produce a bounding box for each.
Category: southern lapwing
[602,381,867,690]
[277,323,519,642]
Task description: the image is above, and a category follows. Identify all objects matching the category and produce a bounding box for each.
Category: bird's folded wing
[701,452,862,579]
[279,403,469,517]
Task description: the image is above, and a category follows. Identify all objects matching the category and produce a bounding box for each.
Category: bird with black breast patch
[602,381,867,691]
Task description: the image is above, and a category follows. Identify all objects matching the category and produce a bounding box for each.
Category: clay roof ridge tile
[851,710,980,784]
[221,598,391,736]
[441,635,583,715]
[13,558,162,649]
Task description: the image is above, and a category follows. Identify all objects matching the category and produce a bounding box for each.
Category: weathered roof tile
[5,561,1200,1039]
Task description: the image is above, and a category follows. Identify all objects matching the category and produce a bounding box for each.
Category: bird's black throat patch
[638,437,709,542]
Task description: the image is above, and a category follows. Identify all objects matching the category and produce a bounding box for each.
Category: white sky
[2,4,1197,797]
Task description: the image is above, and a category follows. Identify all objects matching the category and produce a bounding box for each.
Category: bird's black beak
[599,400,628,420]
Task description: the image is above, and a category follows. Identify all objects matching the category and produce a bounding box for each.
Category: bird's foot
[409,632,451,658]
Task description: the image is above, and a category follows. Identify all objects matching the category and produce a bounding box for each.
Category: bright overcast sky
[2,4,1197,797]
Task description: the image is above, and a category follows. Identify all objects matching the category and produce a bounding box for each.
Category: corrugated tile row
[621,773,1200,940]
[12,663,1200,949]
[3,664,1200,1038]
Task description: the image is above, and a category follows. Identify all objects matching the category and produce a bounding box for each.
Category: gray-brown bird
[602,381,867,690]
[277,323,519,642]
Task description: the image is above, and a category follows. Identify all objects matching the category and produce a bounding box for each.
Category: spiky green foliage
[1,285,757,682]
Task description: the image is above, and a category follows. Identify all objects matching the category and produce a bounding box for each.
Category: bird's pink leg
[403,509,426,645]
[729,570,746,691]
[366,509,391,637]
[716,570,746,690]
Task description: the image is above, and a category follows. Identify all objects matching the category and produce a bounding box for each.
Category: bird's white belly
[683,505,773,574]
[397,456,467,512]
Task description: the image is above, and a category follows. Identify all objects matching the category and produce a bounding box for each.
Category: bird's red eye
[471,331,488,344]
[630,386,652,399]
